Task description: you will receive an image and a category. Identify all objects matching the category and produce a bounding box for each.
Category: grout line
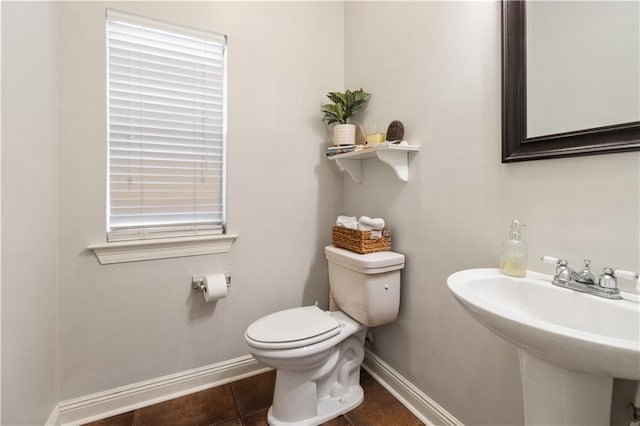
[240,407,269,419]
[209,416,242,426]
[228,380,243,420]
[131,409,137,426]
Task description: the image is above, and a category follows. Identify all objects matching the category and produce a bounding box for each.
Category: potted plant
[321,89,370,145]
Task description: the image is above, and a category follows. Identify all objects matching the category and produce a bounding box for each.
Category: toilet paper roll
[202,273,228,302]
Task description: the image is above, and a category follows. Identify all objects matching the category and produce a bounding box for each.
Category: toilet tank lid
[324,245,405,269]
[245,306,339,344]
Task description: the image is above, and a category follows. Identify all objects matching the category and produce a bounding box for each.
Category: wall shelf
[327,144,420,183]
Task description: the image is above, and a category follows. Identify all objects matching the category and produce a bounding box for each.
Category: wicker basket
[332,226,391,254]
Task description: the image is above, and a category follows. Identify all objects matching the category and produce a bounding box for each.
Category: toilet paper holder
[191,273,231,291]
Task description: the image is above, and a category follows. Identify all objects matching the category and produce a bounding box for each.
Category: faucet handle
[614,269,639,281]
[541,256,572,281]
[540,256,569,267]
[598,268,638,289]
[541,256,560,265]
[615,269,639,293]
[598,268,617,289]
[597,268,638,290]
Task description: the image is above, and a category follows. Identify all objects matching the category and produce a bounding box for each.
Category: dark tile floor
[83,369,424,426]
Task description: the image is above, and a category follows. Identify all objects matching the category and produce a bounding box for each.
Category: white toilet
[244,245,405,426]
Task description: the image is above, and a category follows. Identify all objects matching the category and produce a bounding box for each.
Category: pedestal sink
[447,268,640,426]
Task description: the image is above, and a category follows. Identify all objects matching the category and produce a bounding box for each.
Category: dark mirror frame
[502,0,640,163]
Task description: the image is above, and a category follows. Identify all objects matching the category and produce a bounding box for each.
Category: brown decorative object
[332,226,391,254]
[385,120,405,142]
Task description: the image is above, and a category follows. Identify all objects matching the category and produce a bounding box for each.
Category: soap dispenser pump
[499,220,528,277]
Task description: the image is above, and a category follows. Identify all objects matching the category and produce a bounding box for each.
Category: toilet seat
[245,306,341,350]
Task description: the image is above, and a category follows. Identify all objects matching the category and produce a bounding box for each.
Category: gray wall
[57,1,344,400]
[344,2,640,425]
[3,2,639,425]
[1,2,60,424]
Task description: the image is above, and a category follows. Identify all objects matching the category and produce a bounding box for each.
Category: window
[106,10,226,242]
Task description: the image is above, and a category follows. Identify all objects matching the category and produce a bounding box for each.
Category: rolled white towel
[357,223,375,231]
[337,215,357,225]
[336,215,358,229]
[358,216,385,230]
[369,230,383,239]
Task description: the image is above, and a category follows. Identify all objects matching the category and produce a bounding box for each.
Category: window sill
[88,234,238,265]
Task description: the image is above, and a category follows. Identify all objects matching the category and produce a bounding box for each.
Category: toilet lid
[245,306,340,349]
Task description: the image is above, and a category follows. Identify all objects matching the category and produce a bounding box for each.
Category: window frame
[90,10,236,264]
[105,9,228,242]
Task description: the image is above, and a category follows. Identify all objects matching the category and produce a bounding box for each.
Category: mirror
[502,0,640,162]
[526,2,639,137]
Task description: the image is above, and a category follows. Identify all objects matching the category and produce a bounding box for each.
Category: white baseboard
[49,350,458,426]
[56,355,268,426]
[45,404,60,426]
[362,349,463,426]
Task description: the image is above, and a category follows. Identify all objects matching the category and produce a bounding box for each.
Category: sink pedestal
[519,350,612,426]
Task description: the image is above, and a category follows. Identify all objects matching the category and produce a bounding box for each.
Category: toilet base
[246,313,367,426]
[266,384,364,426]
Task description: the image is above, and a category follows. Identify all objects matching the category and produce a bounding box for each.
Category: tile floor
[83,369,424,426]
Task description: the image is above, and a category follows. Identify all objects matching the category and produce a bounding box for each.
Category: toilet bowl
[246,307,366,425]
[244,246,405,426]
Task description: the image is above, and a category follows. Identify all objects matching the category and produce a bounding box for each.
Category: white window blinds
[106,10,226,241]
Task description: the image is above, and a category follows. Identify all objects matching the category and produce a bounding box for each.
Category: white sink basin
[447,268,640,380]
[447,268,640,425]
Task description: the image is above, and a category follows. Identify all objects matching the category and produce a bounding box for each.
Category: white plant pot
[332,124,356,145]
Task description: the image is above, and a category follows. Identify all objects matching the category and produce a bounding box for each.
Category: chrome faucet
[576,259,596,284]
[551,258,594,284]
[541,256,638,300]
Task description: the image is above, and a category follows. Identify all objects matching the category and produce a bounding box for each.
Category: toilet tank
[324,245,405,327]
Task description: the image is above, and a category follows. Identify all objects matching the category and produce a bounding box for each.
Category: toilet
[244,245,405,426]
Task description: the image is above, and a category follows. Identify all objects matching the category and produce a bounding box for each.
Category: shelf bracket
[376,150,409,182]
[334,158,362,183]
[329,144,418,183]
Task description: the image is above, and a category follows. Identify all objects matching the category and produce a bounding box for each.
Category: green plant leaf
[327,92,346,105]
[321,88,370,125]
[321,103,346,124]
[345,90,355,107]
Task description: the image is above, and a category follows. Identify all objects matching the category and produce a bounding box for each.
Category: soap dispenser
[499,220,528,277]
